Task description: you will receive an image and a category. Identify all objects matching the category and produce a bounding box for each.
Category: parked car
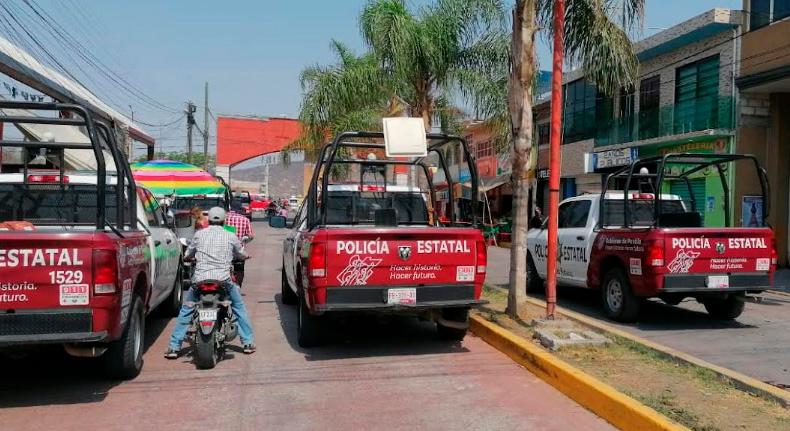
[527,153,776,322]
[0,101,181,379]
[272,130,487,347]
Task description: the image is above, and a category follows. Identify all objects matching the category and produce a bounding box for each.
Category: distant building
[736,0,790,265]
[533,9,743,233]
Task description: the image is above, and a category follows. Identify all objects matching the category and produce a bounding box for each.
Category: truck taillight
[771,237,778,266]
[93,249,117,294]
[309,241,327,278]
[647,241,665,267]
[27,174,69,183]
[476,240,487,273]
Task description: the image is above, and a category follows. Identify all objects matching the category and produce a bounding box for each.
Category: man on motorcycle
[165,207,256,359]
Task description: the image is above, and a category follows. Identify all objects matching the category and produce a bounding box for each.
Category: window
[563,79,598,143]
[476,140,493,158]
[674,56,719,134]
[537,123,550,146]
[750,0,790,30]
[558,200,591,229]
[638,76,660,140]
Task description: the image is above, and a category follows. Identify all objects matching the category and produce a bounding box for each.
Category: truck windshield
[603,199,686,227]
[325,191,429,225]
[173,197,224,210]
[0,182,119,226]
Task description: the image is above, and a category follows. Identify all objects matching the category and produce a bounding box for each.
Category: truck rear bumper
[315,284,486,312]
[0,308,109,346]
[660,273,772,293]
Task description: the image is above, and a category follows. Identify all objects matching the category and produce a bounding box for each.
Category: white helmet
[207,207,226,223]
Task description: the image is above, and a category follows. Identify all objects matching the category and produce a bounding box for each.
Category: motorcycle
[191,278,238,369]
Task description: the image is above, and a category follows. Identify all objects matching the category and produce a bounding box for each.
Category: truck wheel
[194,330,218,369]
[281,260,298,305]
[526,253,543,294]
[601,268,641,322]
[102,296,145,380]
[703,294,745,320]
[297,289,321,348]
[437,308,469,341]
[164,264,184,317]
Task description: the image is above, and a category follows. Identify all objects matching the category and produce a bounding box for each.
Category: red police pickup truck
[528,153,776,322]
[272,131,487,347]
[0,102,177,379]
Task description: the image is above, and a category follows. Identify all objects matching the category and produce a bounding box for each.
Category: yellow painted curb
[522,296,790,408]
[470,315,687,431]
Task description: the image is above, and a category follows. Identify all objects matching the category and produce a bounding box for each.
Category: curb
[470,316,687,431]
[521,296,790,408]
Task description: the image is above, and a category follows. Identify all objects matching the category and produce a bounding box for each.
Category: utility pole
[186,101,196,164]
[127,104,134,158]
[203,82,209,170]
[546,0,566,319]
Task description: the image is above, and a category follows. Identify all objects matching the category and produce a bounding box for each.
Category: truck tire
[297,289,321,348]
[163,264,184,317]
[601,267,641,322]
[102,296,145,380]
[526,253,543,294]
[436,308,469,341]
[703,294,745,320]
[195,330,218,369]
[281,260,298,305]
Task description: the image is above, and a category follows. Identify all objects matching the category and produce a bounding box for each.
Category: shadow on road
[0,315,173,408]
[274,293,470,361]
[527,286,757,330]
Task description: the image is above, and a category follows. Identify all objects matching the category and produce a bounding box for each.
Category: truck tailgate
[323,228,484,287]
[0,233,96,310]
[663,228,774,274]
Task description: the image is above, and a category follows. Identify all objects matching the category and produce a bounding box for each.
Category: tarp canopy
[131,160,225,196]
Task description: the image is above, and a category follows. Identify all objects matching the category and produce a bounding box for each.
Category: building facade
[735,0,790,265]
[535,9,743,230]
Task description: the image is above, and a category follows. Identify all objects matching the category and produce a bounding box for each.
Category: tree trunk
[506,0,537,319]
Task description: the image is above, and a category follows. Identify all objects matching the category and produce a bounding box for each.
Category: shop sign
[593,147,638,170]
[537,168,550,180]
[458,168,471,183]
[496,152,512,176]
[656,138,727,156]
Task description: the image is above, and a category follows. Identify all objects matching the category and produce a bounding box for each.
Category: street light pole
[546,0,565,319]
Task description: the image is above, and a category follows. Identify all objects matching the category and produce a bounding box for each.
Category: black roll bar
[306,131,479,228]
[0,101,113,230]
[600,152,768,228]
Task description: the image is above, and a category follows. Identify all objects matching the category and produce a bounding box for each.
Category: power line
[19,0,179,114]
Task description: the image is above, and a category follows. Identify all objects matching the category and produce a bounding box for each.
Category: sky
[11,0,743,155]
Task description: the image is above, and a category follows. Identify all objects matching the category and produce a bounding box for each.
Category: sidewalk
[486,245,790,291]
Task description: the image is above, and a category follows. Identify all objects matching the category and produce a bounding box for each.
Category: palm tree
[360,0,509,129]
[506,0,644,318]
[294,40,394,154]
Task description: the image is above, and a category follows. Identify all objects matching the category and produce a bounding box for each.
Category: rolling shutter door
[670,178,707,224]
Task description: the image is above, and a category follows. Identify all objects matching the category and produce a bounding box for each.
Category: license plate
[198,309,218,321]
[387,288,417,305]
[707,275,729,289]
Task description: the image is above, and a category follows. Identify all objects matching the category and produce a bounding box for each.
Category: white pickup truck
[526,192,776,321]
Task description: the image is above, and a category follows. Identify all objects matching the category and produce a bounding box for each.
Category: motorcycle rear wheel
[195,330,218,369]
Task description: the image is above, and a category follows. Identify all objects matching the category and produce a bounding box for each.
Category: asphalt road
[486,246,790,390]
[0,223,612,431]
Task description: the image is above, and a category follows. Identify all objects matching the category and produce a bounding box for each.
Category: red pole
[546,0,565,319]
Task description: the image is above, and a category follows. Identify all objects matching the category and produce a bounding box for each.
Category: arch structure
[215,115,301,183]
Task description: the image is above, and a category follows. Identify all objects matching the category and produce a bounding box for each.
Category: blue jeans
[168,281,254,350]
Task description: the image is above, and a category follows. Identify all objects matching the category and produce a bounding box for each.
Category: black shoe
[164,349,179,359]
[243,344,256,354]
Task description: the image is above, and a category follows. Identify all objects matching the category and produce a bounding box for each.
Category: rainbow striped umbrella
[131,160,225,196]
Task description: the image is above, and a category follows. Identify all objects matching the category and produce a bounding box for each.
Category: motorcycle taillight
[199,282,219,291]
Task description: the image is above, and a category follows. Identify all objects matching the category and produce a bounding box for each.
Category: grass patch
[477,285,790,431]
